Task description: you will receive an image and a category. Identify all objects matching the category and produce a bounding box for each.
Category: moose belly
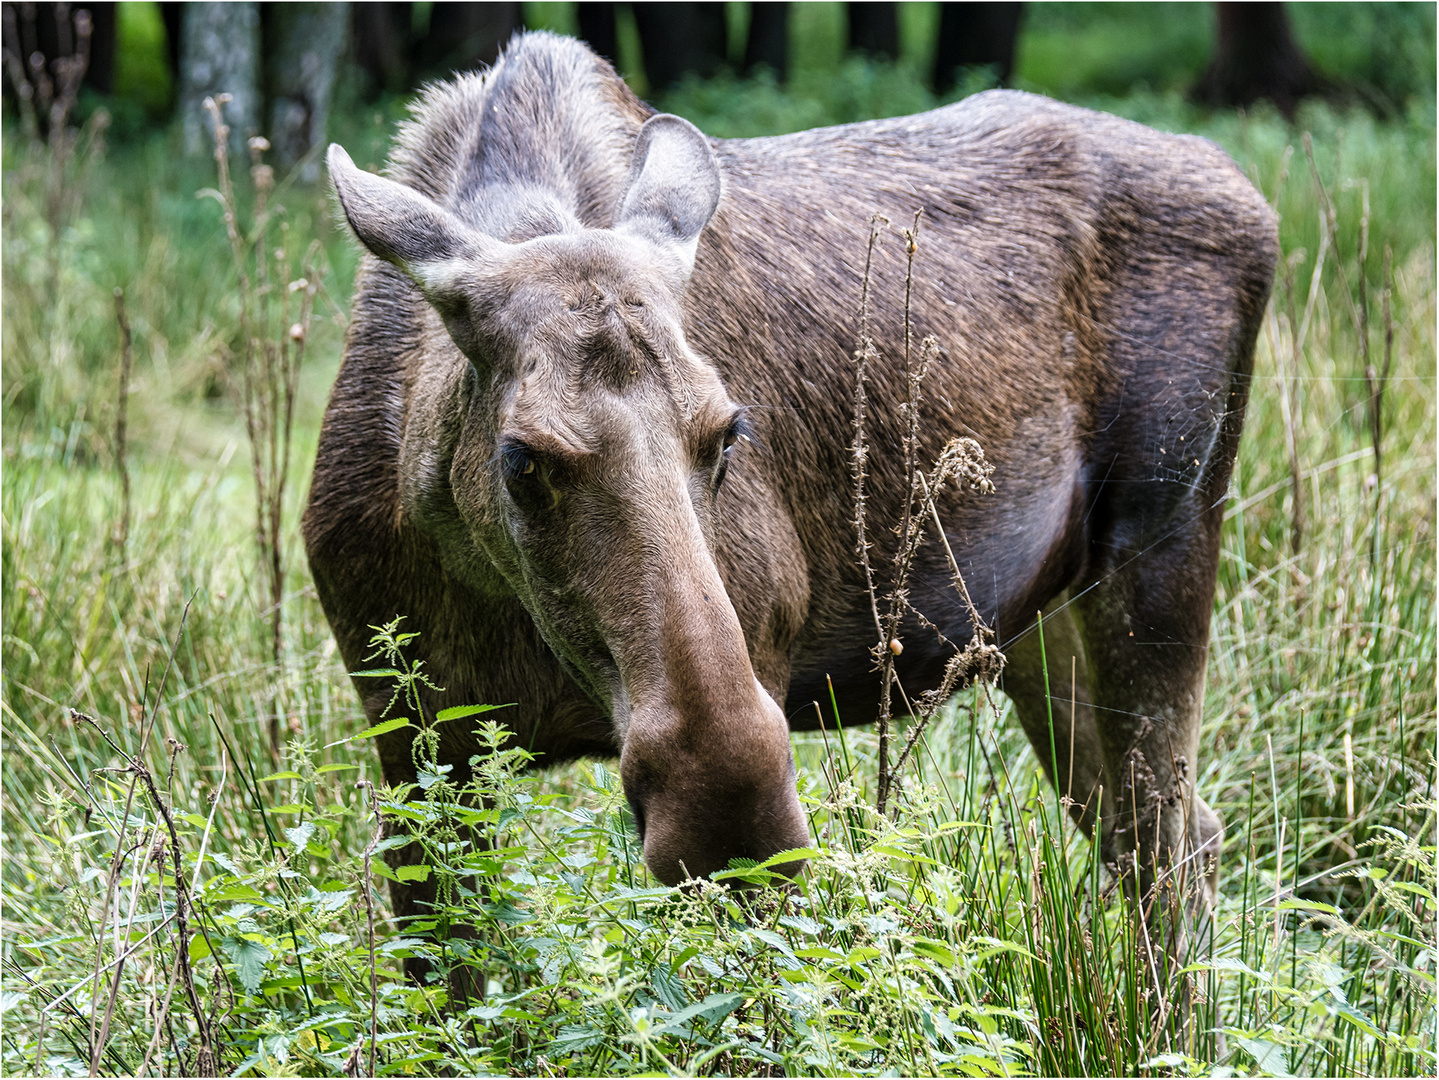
[784,433,1088,731]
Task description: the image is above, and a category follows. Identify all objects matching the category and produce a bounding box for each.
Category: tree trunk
[847,2,898,60]
[351,1,411,97]
[1193,2,1325,117]
[159,1,182,81]
[179,1,260,156]
[744,2,789,80]
[631,2,726,92]
[414,2,520,82]
[263,2,350,179]
[933,2,1023,94]
[576,2,618,66]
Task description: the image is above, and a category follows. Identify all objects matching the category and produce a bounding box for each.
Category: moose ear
[327,143,491,294]
[614,114,721,276]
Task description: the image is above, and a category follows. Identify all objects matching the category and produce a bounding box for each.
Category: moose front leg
[1072,526,1226,986]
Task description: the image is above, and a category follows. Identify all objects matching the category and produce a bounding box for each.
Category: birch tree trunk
[179,1,260,156]
[265,2,350,179]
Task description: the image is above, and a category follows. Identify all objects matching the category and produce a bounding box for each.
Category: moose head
[326,115,810,885]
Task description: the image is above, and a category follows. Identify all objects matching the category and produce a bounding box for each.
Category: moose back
[308,32,1276,933]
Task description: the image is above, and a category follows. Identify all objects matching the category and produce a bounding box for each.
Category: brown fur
[306,32,1277,944]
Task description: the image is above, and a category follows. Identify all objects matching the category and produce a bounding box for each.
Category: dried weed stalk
[1269,146,1307,555]
[201,95,322,758]
[850,211,1004,816]
[111,286,133,555]
[352,781,384,1079]
[1,2,109,306]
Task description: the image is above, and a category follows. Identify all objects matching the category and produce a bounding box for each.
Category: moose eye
[712,414,753,489]
[500,442,536,481]
[723,414,753,454]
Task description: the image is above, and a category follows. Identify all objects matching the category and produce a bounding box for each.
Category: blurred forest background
[5,2,1436,145]
[2,0,1433,459]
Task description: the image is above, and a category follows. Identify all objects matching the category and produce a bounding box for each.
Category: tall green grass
[2,60,1434,1078]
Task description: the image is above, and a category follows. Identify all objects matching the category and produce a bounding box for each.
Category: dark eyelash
[500,442,535,479]
[725,411,755,450]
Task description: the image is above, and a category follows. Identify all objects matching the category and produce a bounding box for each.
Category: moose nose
[621,690,811,886]
[631,773,811,886]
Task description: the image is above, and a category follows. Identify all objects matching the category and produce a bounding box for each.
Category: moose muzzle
[621,678,810,885]
[609,524,810,886]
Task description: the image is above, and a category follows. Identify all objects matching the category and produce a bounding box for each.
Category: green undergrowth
[2,55,1435,1080]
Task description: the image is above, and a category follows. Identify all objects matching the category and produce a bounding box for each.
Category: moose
[307,32,1276,966]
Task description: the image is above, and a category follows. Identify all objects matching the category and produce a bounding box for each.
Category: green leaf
[352,718,412,741]
[550,1023,606,1053]
[1335,1005,1382,1038]
[1278,898,1341,915]
[435,703,514,722]
[376,937,430,956]
[0,990,28,1014]
[188,935,212,962]
[268,804,311,815]
[371,835,413,854]
[1185,957,1271,980]
[1237,1037,1292,1077]
[395,864,431,883]
[673,945,700,969]
[351,668,402,678]
[259,770,304,782]
[1142,1054,1188,1070]
[284,822,317,852]
[650,964,689,1011]
[657,991,746,1033]
[205,882,266,903]
[911,937,957,966]
[710,862,784,883]
[221,936,273,994]
[180,813,209,829]
[485,901,532,925]
[750,927,795,956]
[316,763,359,774]
[754,846,822,868]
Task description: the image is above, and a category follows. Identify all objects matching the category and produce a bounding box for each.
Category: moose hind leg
[1000,595,1115,837]
[1071,526,1226,967]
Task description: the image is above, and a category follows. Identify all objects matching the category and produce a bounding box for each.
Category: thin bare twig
[1276,255,1307,554]
[1364,243,1393,493]
[112,287,133,554]
[355,781,384,1079]
[851,213,890,640]
[202,100,320,761]
[849,212,1003,815]
[874,213,927,815]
